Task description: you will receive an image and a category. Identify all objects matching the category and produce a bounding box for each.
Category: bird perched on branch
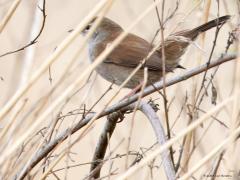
[82,15,230,89]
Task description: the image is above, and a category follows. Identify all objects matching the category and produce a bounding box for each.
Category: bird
[82,15,230,89]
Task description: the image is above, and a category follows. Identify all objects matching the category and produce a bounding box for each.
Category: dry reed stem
[37,125,94,180]
[125,68,148,169]
[226,56,240,173]
[0,0,112,165]
[0,1,236,179]
[17,4,114,178]
[201,0,212,43]
[0,0,22,33]
[0,0,44,148]
[19,0,44,87]
[0,0,110,122]
[1,0,169,173]
[179,123,240,180]
[139,101,176,180]
[14,54,237,179]
[0,99,27,140]
[39,147,66,180]
[116,95,234,179]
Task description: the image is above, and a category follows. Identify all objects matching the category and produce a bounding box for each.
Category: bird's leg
[116,82,143,123]
[122,82,143,100]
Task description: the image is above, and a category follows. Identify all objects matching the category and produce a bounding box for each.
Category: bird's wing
[104,33,164,71]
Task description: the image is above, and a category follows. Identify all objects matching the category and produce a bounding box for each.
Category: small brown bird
[83,15,230,89]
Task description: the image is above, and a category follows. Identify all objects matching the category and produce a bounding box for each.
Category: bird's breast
[88,32,110,62]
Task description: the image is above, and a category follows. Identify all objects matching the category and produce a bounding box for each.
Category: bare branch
[89,111,123,179]
[138,101,176,180]
[0,0,47,58]
[15,54,237,179]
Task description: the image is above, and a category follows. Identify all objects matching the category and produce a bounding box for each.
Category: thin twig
[14,54,237,179]
[158,0,175,168]
[194,11,223,110]
[125,68,148,169]
[0,0,47,58]
[210,151,225,180]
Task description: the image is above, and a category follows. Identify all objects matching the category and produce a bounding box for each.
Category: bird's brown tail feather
[193,15,230,32]
[180,15,230,39]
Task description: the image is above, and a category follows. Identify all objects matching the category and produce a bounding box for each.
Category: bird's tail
[177,15,231,39]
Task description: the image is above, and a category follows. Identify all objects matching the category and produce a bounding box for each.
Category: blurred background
[0,0,239,179]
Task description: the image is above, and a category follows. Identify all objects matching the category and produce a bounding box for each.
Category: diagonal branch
[16,54,237,179]
[104,54,236,115]
[89,111,123,179]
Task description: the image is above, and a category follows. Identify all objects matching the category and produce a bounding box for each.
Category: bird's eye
[85,25,91,30]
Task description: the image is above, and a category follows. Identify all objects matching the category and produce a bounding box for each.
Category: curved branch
[16,54,237,179]
[89,101,176,180]
[138,101,176,180]
[0,0,47,58]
